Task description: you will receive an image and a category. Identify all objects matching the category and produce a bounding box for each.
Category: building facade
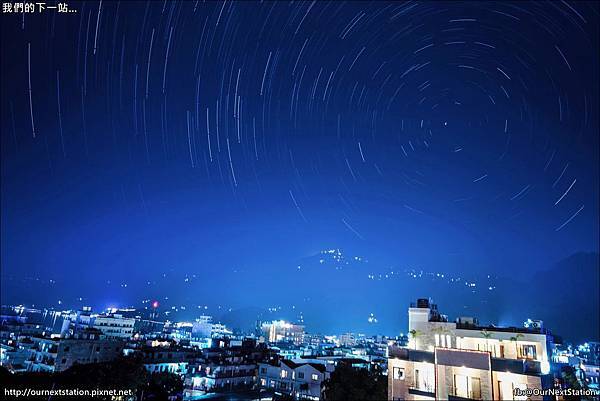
[24,329,124,373]
[257,359,331,400]
[388,298,555,401]
[261,321,305,345]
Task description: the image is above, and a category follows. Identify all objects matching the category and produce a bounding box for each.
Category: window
[393,367,405,380]
[454,375,482,399]
[281,369,288,378]
[446,335,452,348]
[260,367,267,374]
[63,347,70,352]
[311,374,318,381]
[435,334,440,347]
[470,377,481,399]
[454,374,468,398]
[260,378,266,386]
[498,381,512,400]
[520,345,537,360]
[298,372,304,379]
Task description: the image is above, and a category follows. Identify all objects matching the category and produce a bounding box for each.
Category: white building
[388,298,555,401]
[185,362,256,397]
[191,316,232,338]
[339,333,358,347]
[261,321,305,345]
[93,314,135,339]
[60,309,135,339]
[257,359,332,400]
[192,316,213,338]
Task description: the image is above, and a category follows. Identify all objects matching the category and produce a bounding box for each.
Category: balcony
[211,371,256,379]
[491,357,541,375]
[408,383,435,398]
[388,346,434,364]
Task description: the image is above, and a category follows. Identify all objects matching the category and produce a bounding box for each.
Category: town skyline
[1,1,598,399]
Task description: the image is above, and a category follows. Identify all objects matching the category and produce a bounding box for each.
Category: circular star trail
[1,1,598,337]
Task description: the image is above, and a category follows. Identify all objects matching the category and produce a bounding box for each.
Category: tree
[480,330,493,354]
[145,372,184,400]
[322,363,386,401]
[509,333,524,359]
[1,356,182,400]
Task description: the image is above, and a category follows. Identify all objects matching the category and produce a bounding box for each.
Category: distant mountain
[2,250,597,343]
[520,252,599,343]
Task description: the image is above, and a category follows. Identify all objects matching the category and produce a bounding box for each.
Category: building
[211,322,233,338]
[92,314,135,339]
[577,342,600,366]
[185,360,257,397]
[141,343,200,375]
[388,298,555,400]
[261,321,305,345]
[1,340,34,373]
[257,359,332,400]
[339,333,358,347]
[60,309,135,339]
[183,339,275,399]
[24,329,124,372]
[190,316,232,339]
[192,316,213,338]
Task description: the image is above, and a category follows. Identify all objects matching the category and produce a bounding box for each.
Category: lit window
[312,374,318,381]
[393,367,405,380]
[281,369,288,378]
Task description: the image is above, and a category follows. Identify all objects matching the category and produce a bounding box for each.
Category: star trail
[1,1,598,339]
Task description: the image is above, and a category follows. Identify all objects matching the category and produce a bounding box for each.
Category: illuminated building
[92,314,135,339]
[191,316,232,338]
[577,341,600,366]
[23,328,124,373]
[388,298,556,400]
[261,320,305,345]
[577,342,600,389]
[192,315,213,337]
[339,332,358,347]
[60,309,135,339]
[257,359,332,401]
[183,338,275,399]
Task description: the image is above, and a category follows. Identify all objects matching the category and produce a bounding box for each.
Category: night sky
[1,1,599,341]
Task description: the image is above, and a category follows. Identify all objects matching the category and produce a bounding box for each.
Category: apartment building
[257,359,332,400]
[24,329,124,372]
[92,314,135,339]
[261,320,305,345]
[60,309,135,339]
[388,298,555,401]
